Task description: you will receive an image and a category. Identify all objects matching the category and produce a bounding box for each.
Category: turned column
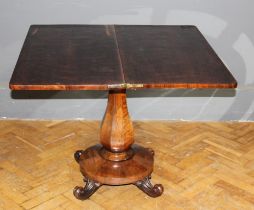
[99,89,135,161]
[73,88,163,200]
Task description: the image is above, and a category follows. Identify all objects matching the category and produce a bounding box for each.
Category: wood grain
[72,89,161,198]
[9,25,124,90]
[77,144,153,185]
[100,89,134,153]
[9,25,237,90]
[115,25,237,89]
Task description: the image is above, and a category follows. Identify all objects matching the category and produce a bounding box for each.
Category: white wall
[0,0,253,121]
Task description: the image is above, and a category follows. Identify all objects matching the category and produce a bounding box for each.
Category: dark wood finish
[9,25,237,90]
[135,176,164,198]
[74,145,161,199]
[115,25,237,89]
[9,25,238,200]
[99,147,134,161]
[73,89,163,199]
[10,25,124,90]
[73,177,101,200]
[75,144,154,185]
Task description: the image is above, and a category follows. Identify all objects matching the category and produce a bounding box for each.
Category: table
[9,25,237,200]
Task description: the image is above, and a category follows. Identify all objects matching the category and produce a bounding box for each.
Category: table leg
[73,89,163,200]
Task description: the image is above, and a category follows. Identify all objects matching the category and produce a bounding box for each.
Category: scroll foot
[147,148,155,156]
[135,176,163,198]
[73,177,101,200]
[74,150,83,163]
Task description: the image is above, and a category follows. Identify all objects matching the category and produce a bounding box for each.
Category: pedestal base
[74,144,163,199]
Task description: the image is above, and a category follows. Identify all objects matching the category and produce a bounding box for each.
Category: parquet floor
[0,120,254,210]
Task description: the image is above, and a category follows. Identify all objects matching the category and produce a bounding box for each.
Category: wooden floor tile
[0,120,254,209]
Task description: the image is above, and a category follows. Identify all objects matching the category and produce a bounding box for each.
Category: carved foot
[74,150,83,163]
[135,176,163,198]
[147,148,155,156]
[73,177,101,200]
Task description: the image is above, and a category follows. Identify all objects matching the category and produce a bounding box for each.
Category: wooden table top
[9,25,237,90]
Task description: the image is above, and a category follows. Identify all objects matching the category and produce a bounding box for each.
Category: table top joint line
[112,25,125,84]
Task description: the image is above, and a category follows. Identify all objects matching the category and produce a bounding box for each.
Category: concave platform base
[73,144,163,200]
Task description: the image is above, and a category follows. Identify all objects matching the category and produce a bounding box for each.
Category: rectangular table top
[9,25,237,90]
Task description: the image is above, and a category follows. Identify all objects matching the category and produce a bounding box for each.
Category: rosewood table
[9,25,237,199]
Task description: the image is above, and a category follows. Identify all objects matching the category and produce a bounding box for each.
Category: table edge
[9,82,237,90]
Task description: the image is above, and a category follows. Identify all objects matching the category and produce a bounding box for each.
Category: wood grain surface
[72,89,163,199]
[9,25,237,90]
[115,25,237,89]
[9,25,124,90]
[78,144,153,185]
[100,89,134,153]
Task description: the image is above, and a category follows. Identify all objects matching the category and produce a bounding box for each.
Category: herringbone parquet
[0,120,254,210]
